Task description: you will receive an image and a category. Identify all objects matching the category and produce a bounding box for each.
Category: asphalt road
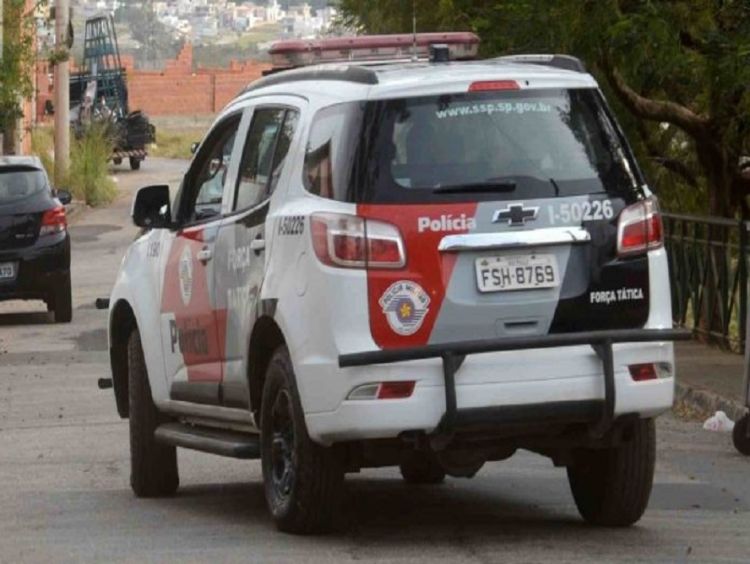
[1,158,750,563]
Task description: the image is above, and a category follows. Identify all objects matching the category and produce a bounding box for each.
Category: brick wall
[125,44,270,116]
[35,43,271,120]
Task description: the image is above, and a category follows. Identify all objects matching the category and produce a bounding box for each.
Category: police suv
[106,33,687,533]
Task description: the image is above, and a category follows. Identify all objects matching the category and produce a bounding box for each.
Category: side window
[302,102,363,201]
[233,108,285,211]
[182,115,241,224]
[268,111,299,195]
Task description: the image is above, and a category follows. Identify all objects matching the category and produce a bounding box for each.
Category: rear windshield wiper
[432,181,517,194]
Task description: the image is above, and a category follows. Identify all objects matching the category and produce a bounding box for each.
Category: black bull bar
[339,328,692,438]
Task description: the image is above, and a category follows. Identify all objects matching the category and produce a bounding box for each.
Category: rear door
[160,111,246,405]
[347,87,649,348]
[213,102,301,408]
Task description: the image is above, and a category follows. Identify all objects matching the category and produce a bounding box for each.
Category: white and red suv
[105,34,687,533]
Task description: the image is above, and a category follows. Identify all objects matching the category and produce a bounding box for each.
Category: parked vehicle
[0,156,72,322]
[70,15,155,170]
[105,33,688,533]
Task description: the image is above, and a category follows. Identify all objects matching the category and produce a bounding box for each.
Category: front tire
[128,329,179,497]
[733,414,750,456]
[567,419,655,527]
[399,451,446,484]
[261,346,344,533]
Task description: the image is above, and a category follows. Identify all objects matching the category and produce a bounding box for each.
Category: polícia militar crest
[379,280,431,336]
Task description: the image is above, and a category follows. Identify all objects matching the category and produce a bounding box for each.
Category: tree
[0,0,36,154]
[116,0,180,67]
[337,0,750,217]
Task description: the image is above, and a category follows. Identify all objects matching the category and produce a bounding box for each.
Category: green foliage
[0,0,36,137]
[67,124,117,206]
[150,126,206,160]
[30,127,55,183]
[115,1,180,66]
[337,0,750,216]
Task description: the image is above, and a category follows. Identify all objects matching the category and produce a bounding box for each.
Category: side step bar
[155,422,260,459]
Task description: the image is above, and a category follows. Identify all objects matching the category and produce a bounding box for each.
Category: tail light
[311,212,405,269]
[347,381,416,400]
[469,80,520,92]
[40,206,67,236]
[617,197,663,257]
[628,363,657,381]
[628,362,672,381]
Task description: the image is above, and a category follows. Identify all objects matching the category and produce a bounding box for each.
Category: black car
[0,156,73,323]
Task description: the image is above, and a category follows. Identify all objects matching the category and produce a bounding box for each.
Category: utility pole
[1,0,6,154]
[54,0,70,183]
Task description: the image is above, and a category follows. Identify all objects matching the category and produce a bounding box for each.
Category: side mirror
[190,142,200,155]
[55,189,72,205]
[132,185,172,229]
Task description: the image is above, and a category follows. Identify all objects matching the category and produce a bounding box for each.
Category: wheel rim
[270,388,295,502]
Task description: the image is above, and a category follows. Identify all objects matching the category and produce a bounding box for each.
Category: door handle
[196,247,213,263]
[250,238,265,253]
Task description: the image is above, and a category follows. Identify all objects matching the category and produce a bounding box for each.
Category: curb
[674,381,747,421]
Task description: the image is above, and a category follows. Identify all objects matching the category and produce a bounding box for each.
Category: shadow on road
[0,311,52,326]
[139,477,605,539]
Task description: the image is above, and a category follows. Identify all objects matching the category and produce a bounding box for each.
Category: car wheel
[399,451,446,484]
[129,157,141,170]
[733,414,750,456]
[53,275,73,323]
[567,418,655,527]
[113,157,123,165]
[128,328,179,497]
[261,345,344,533]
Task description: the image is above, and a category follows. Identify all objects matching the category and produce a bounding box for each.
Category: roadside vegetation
[68,124,118,206]
[150,126,206,160]
[30,127,55,182]
[31,124,118,207]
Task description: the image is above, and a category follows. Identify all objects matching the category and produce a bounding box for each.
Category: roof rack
[242,65,379,95]
[268,32,480,70]
[495,54,587,73]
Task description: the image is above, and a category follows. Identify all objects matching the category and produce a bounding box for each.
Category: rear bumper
[0,234,70,301]
[303,328,690,444]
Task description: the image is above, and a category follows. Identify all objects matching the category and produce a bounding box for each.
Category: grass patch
[30,126,55,183]
[31,124,117,206]
[68,123,118,207]
[150,127,206,160]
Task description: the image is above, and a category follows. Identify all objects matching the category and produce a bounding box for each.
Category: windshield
[303,89,644,204]
[0,168,48,205]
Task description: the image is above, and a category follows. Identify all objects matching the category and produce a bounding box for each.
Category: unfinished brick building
[36,43,270,119]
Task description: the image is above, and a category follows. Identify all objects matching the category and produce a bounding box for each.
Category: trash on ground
[703,411,735,432]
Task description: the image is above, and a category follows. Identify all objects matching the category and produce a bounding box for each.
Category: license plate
[0,262,16,281]
[475,254,559,292]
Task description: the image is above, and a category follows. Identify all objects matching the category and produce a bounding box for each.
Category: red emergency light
[268,32,480,69]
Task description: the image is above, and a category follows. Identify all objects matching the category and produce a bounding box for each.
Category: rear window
[0,168,48,205]
[303,89,644,204]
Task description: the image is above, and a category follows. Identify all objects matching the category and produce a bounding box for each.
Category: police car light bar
[268,32,480,69]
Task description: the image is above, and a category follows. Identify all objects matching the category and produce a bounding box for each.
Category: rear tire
[261,346,344,534]
[129,157,141,170]
[53,275,72,323]
[113,157,123,165]
[399,451,446,484]
[733,414,750,456]
[567,418,655,527]
[128,329,179,497]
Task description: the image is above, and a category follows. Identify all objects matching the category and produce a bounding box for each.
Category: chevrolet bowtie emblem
[492,204,539,226]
